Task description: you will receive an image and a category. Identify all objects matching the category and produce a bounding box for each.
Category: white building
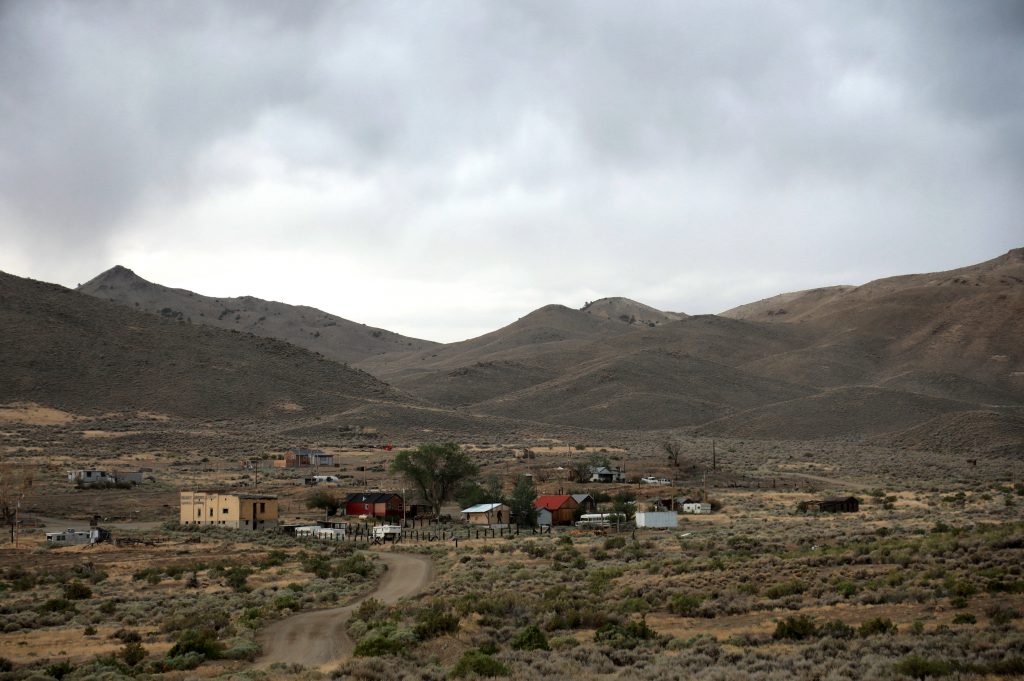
[681,502,712,514]
[634,511,679,528]
[45,528,106,545]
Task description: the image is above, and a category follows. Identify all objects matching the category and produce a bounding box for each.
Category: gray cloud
[1,1,1021,340]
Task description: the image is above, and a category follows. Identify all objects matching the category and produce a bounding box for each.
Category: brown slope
[725,248,1024,393]
[695,386,978,440]
[78,266,438,365]
[0,271,400,418]
[876,410,1024,457]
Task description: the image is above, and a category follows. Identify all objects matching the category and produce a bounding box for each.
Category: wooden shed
[534,495,579,526]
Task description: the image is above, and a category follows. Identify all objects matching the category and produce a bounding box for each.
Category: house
[344,492,404,519]
[798,496,860,513]
[461,502,511,527]
[589,467,626,483]
[534,495,579,526]
[635,511,679,528]
[681,502,712,514]
[273,448,334,468]
[179,491,279,529]
[68,470,143,486]
[571,493,597,513]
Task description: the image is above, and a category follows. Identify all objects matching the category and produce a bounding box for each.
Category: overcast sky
[1,1,1021,342]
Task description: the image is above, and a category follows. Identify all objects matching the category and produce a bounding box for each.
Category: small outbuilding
[461,502,511,527]
[534,495,579,526]
[634,511,679,528]
[344,492,404,519]
[571,493,597,513]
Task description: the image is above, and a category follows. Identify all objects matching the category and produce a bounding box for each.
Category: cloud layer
[2,1,1022,341]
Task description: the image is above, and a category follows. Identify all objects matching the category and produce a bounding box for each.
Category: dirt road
[256,551,433,669]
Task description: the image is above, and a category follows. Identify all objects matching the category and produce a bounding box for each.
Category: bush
[451,650,509,678]
[414,606,459,640]
[669,593,702,616]
[121,641,147,666]
[594,617,659,650]
[859,617,897,637]
[894,655,952,678]
[765,580,806,599]
[168,628,224,660]
[818,619,855,639]
[773,615,817,640]
[353,633,406,657]
[45,660,74,679]
[63,581,92,600]
[952,613,976,625]
[510,624,549,651]
[39,598,74,613]
[112,628,141,643]
[0,657,11,672]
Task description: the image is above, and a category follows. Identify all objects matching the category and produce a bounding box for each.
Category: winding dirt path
[255,551,433,669]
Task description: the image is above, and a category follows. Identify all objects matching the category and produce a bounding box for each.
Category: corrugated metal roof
[461,502,504,513]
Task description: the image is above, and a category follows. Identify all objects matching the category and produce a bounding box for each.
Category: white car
[641,476,672,484]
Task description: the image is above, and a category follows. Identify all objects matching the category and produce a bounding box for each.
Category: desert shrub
[133,567,163,584]
[149,652,203,672]
[98,599,117,614]
[338,553,373,578]
[0,658,11,672]
[168,628,224,660]
[510,624,549,651]
[773,615,817,640]
[274,593,300,611]
[223,636,261,661]
[112,628,141,643]
[604,536,626,550]
[45,660,74,679]
[451,650,508,678]
[835,580,858,598]
[414,605,459,640]
[63,580,92,600]
[859,617,897,637]
[594,617,659,650]
[893,655,952,678]
[121,641,147,666]
[39,598,74,613]
[765,579,806,599]
[818,619,855,639]
[952,613,975,625]
[261,550,288,567]
[669,593,703,616]
[986,604,1020,625]
[353,630,408,657]
[223,566,252,592]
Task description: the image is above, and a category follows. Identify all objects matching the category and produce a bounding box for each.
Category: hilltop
[78,266,438,365]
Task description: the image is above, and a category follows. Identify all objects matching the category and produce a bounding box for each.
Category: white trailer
[372,524,402,541]
[634,511,679,528]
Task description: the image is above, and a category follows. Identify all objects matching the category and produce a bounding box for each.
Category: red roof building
[534,495,579,526]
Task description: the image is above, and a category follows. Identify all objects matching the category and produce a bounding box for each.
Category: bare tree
[0,460,35,545]
[663,440,684,468]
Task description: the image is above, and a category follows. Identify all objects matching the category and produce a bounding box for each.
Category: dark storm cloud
[0,1,1021,339]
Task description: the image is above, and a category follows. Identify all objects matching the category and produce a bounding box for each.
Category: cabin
[45,527,109,545]
[589,467,626,483]
[571,493,597,513]
[273,448,334,468]
[461,502,511,527]
[798,496,860,514]
[68,470,114,485]
[344,492,404,519]
[179,491,279,529]
[534,495,579,526]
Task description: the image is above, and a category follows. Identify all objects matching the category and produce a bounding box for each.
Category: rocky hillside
[78,266,438,365]
[1,271,402,419]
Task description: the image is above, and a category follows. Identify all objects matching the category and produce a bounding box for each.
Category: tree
[306,490,342,517]
[662,440,683,468]
[509,475,538,528]
[567,453,609,484]
[390,443,478,516]
[0,460,34,545]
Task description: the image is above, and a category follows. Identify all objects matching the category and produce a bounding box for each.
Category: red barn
[534,495,579,526]
[344,492,404,519]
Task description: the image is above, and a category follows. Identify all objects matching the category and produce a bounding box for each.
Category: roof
[461,503,506,514]
[345,492,402,504]
[822,496,859,503]
[534,495,575,511]
[571,493,594,503]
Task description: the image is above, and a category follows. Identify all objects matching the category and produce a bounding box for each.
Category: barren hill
[580,297,687,326]
[78,266,438,365]
[0,271,401,419]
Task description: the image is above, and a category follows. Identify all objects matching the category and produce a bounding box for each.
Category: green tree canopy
[509,475,538,528]
[306,490,342,516]
[390,443,478,516]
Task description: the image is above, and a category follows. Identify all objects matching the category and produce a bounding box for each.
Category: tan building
[180,491,279,530]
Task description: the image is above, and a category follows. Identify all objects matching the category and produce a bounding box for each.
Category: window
[196,509,201,517]
[209,509,213,517]
[260,502,265,513]
[222,508,228,514]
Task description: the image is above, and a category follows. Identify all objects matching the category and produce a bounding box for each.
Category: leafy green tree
[509,475,538,528]
[306,490,342,516]
[391,443,478,516]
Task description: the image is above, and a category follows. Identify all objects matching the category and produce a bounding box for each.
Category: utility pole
[712,440,716,471]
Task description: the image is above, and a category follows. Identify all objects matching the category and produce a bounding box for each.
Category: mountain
[1,271,400,419]
[78,266,438,365]
[355,249,1024,446]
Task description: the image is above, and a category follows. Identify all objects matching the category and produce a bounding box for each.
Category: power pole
[712,440,716,471]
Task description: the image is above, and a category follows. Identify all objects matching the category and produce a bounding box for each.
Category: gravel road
[256,550,434,669]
